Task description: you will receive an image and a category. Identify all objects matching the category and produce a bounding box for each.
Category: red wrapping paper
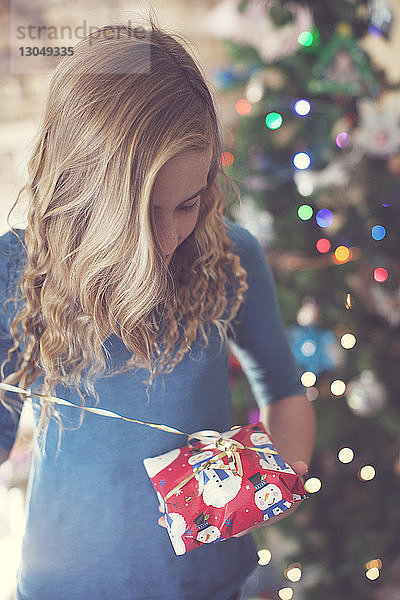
[143,422,307,556]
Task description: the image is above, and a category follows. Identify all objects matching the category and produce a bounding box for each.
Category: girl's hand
[157,460,308,533]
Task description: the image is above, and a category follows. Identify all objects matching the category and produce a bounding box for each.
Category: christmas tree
[206,1,400,598]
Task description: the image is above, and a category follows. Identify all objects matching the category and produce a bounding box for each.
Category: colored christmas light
[371,225,386,240]
[236,99,252,115]
[297,204,313,220]
[294,99,311,116]
[316,238,331,253]
[334,246,351,263]
[298,31,313,46]
[265,112,283,129]
[221,151,234,167]
[316,209,334,228]
[293,152,311,169]
[374,267,388,282]
[336,132,351,148]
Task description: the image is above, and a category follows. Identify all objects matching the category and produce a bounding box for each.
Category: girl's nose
[156,217,179,256]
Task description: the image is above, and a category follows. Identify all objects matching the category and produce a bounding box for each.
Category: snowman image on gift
[250,426,292,472]
[249,472,292,520]
[193,512,222,544]
[164,510,187,556]
[187,450,242,508]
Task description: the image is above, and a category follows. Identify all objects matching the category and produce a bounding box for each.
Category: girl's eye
[180,200,200,213]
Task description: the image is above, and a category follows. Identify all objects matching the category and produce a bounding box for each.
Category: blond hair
[0,14,248,451]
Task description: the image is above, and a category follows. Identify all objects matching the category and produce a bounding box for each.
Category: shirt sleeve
[0,230,24,452]
[224,218,305,407]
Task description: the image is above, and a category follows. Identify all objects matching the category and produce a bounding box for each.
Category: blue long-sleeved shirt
[0,217,304,600]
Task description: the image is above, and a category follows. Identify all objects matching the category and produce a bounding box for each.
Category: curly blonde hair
[0,14,248,450]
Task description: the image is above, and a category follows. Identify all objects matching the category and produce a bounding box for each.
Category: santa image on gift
[193,512,222,544]
[187,450,242,508]
[250,426,292,472]
[249,472,292,520]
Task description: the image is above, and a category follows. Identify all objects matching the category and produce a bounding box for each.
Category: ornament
[353,98,400,158]
[204,0,313,63]
[345,370,387,417]
[287,324,343,375]
[307,25,380,97]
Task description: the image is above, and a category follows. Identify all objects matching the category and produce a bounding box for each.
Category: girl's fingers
[290,460,308,477]
[158,515,167,527]
[158,504,164,513]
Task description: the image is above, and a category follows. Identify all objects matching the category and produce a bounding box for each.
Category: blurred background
[1,1,400,599]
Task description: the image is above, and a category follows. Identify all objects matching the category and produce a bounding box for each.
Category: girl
[0,16,316,600]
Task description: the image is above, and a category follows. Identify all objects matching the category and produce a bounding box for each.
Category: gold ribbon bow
[0,382,280,504]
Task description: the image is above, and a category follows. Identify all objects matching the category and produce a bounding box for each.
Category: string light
[285,564,302,582]
[298,31,313,46]
[371,225,386,240]
[333,246,352,264]
[305,387,319,402]
[374,267,388,282]
[220,152,234,167]
[316,209,334,228]
[236,99,252,115]
[338,447,354,463]
[278,587,293,600]
[294,99,311,116]
[331,380,346,396]
[340,333,356,349]
[265,112,283,129]
[316,238,331,253]
[301,371,317,387]
[359,465,376,481]
[345,293,352,309]
[365,567,380,580]
[365,559,382,570]
[293,152,311,169]
[297,175,314,196]
[297,204,313,220]
[257,549,272,565]
[336,132,351,148]
[304,477,321,493]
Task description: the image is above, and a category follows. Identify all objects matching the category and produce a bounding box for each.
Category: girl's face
[151,148,213,264]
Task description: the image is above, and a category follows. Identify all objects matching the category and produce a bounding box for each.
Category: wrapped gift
[143,422,307,556]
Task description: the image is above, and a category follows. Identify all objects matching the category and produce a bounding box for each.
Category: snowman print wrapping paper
[143,422,307,556]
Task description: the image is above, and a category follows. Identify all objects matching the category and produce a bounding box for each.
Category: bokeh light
[338,447,354,463]
[285,565,302,582]
[316,238,331,253]
[359,465,376,481]
[365,559,382,570]
[334,246,352,264]
[278,587,293,600]
[366,567,380,580]
[297,204,313,220]
[316,209,334,228]
[374,267,388,282]
[306,386,319,402]
[301,371,317,387]
[265,112,283,129]
[294,99,311,116]
[236,98,252,115]
[220,152,234,167]
[301,340,316,357]
[304,477,321,493]
[293,152,311,169]
[257,549,272,565]
[341,333,356,349]
[371,225,386,240]
[298,31,313,46]
[331,380,346,396]
[336,132,351,148]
